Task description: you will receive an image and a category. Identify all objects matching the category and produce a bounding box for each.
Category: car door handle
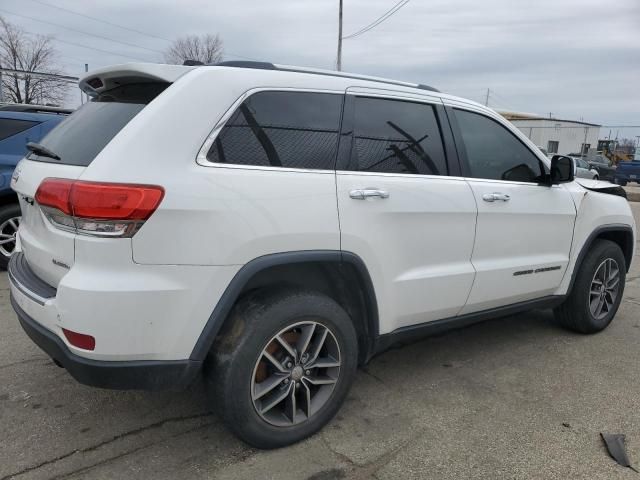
[349,189,390,200]
[482,192,511,202]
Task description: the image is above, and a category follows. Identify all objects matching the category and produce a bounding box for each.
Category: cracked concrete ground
[1,203,639,480]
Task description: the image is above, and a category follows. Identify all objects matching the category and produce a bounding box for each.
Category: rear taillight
[35,178,164,238]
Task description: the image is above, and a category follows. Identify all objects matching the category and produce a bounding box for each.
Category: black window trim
[336,93,459,177]
[196,87,346,174]
[446,105,552,186]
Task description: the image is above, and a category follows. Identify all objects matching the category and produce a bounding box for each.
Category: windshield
[28,83,168,166]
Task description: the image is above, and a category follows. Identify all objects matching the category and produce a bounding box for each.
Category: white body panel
[132,166,340,265]
[11,160,85,286]
[555,180,636,296]
[11,244,238,360]
[337,172,477,334]
[461,181,576,314]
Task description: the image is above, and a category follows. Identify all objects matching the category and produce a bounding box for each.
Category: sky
[2,0,639,139]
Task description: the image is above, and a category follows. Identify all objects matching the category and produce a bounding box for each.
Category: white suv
[8,62,636,448]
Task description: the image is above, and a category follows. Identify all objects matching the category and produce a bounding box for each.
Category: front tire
[0,203,21,270]
[554,239,626,333]
[207,289,358,448]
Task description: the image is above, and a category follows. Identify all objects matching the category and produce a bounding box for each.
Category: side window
[207,91,342,170]
[0,118,39,141]
[454,109,545,183]
[351,97,447,175]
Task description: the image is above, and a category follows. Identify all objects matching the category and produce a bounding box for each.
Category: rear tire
[554,239,626,333]
[206,289,358,448]
[0,203,21,270]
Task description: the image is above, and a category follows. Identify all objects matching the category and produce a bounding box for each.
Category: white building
[500,111,600,156]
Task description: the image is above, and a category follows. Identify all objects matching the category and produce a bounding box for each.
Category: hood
[575,178,627,199]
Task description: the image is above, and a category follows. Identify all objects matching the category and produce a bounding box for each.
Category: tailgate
[11,159,85,287]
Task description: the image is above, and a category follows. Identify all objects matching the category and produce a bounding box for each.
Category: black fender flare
[189,250,379,361]
[566,223,634,294]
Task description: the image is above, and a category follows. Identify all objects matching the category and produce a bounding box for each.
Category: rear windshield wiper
[26,142,61,160]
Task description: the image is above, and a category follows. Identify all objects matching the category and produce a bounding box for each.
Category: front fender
[554,183,636,296]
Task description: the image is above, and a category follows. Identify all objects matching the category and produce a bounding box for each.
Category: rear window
[28,83,168,166]
[0,118,39,141]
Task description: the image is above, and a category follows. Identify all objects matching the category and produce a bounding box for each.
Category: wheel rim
[589,258,620,320]
[250,320,341,427]
[0,215,20,258]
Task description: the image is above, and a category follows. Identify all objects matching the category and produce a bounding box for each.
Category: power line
[0,67,78,81]
[343,0,409,40]
[52,37,150,62]
[7,22,152,62]
[26,0,172,42]
[0,7,164,56]
[488,90,522,111]
[14,2,263,63]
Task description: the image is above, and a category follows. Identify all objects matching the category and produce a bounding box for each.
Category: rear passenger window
[207,91,342,170]
[0,119,39,141]
[454,109,545,183]
[351,97,447,175]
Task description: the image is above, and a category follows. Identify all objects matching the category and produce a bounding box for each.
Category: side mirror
[550,155,575,184]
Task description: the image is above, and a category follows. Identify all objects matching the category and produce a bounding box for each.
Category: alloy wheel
[0,216,20,258]
[589,258,620,320]
[251,320,341,427]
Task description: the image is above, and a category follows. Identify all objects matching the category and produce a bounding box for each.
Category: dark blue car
[0,104,72,267]
[614,160,640,186]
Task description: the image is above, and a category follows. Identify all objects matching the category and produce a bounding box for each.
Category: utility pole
[484,88,489,106]
[336,0,343,71]
[84,63,89,104]
[583,127,589,156]
[0,69,3,103]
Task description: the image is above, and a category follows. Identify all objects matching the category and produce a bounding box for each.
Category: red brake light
[34,178,164,237]
[62,328,96,350]
[34,178,73,215]
[70,182,164,220]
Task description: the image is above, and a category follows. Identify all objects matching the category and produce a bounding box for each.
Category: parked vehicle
[8,62,636,448]
[587,155,617,182]
[614,161,640,186]
[0,104,71,268]
[573,157,599,179]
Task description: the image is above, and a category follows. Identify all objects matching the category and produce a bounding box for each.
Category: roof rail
[215,60,277,70]
[208,60,440,93]
[0,104,73,114]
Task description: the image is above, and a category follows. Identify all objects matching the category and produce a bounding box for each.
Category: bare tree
[164,34,223,65]
[616,138,636,155]
[0,16,69,105]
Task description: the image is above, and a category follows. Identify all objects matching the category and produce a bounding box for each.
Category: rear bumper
[11,294,201,390]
